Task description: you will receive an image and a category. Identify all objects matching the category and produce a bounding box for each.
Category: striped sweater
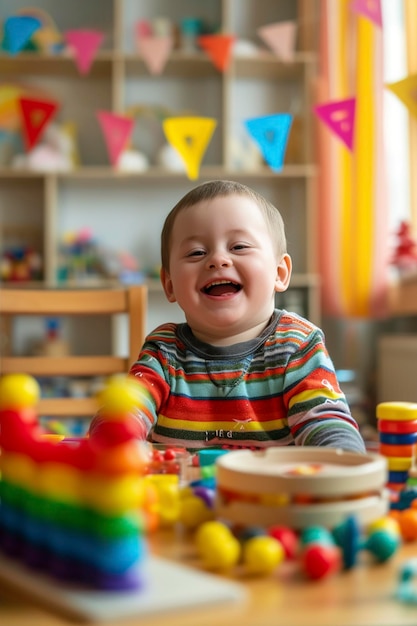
[124,310,365,453]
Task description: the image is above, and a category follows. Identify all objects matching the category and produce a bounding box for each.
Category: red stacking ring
[377,419,417,434]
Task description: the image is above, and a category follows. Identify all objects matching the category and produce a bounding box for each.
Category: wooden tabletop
[0,528,416,626]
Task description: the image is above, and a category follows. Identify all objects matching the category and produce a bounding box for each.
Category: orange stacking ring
[379,443,416,457]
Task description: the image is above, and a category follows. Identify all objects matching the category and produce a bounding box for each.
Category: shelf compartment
[0,164,317,180]
[0,53,114,77]
[232,52,316,80]
[124,52,219,78]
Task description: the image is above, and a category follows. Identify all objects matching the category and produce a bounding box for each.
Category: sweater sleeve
[89,330,171,439]
[284,328,366,453]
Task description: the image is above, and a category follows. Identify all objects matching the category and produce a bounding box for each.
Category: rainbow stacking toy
[0,373,149,591]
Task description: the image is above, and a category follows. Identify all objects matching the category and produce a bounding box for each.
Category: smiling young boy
[90,180,365,452]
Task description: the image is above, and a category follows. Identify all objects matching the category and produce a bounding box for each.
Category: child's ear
[160,267,177,303]
[275,253,292,293]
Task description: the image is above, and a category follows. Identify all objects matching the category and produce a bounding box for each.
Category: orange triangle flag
[97,111,135,167]
[18,96,59,151]
[137,35,173,75]
[162,116,217,180]
[198,34,235,72]
[386,74,417,119]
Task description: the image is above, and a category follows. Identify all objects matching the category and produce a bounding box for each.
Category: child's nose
[207,251,232,269]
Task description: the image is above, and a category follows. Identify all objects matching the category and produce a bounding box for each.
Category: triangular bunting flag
[3,15,42,55]
[198,35,235,72]
[97,111,135,167]
[162,117,217,180]
[257,21,297,62]
[350,0,383,28]
[386,74,417,119]
[18,96,59,151]
[64,30,104,75]
[137,36,173,75]
[0,85,26,131]
[313,98,356,150]
[245,113,293,172]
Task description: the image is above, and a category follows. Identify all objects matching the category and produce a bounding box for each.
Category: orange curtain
[316,0,388,317]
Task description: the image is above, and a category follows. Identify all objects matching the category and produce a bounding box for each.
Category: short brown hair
[161,180,287,271]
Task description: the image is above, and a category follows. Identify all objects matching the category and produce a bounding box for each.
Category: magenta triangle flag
[97,111,134,167]
[257,21,297,62]
[137,36,173,75]
[350,0,382,28]
[64,30,104,75]
[245,113,293,172]
[314,98,356,150]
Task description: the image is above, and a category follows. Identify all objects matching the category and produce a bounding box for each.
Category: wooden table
[0,529,416,626]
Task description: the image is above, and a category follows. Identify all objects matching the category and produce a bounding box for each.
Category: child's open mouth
[202,280,242,296]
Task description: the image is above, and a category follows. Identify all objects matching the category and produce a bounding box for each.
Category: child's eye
[232,244,249,251]
[187,250,206,257]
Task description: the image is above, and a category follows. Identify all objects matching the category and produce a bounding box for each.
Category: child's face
[161,194,291,345]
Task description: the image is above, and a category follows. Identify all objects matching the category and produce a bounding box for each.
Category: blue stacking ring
[380,432,417,445]
[388,470,410,483]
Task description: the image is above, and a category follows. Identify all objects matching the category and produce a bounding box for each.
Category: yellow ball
[179,495,214,530]
[0,374,40,409]
[96,375,148,416]
[195,521,234,551]
[243,536,285,575]
[199,535,241,571]
[367,516,401,537]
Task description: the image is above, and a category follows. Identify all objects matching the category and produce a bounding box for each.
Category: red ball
[302,543,342,580]
[152,450,164,462]
[163,448,177,461]
[89,417,145,447]
[268,525,298,559]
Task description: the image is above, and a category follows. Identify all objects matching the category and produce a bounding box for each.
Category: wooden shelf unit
[0,0,321,326]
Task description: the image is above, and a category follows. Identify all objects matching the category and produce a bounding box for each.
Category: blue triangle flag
[3,15,42,55]
[245,113,293,172]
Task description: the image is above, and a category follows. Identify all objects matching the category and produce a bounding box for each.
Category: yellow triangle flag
[162,116,217,180]
[386,74,417,119]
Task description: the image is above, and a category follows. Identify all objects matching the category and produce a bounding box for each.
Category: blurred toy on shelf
[390,221,417,274]
[57,228,145,285]
[33,317,69,357]
[11,121,77,172]
[0,244,43,282]
[1,7,64,55]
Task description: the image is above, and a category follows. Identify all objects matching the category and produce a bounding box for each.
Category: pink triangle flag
[64,29,105,75]
[136,35,173,75]
[257,21,297,62]
[350,0,383,28]
[314,98,356,151]
[97,111,134,167]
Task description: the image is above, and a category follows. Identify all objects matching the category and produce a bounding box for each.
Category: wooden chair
[0,285,147,420]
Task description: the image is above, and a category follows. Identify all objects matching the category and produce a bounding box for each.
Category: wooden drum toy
[216,447,389,530]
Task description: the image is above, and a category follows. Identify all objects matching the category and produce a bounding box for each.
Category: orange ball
[398,509,417,541]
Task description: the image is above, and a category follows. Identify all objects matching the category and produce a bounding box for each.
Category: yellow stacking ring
[376,402,417,422]
[386,456,414,472]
